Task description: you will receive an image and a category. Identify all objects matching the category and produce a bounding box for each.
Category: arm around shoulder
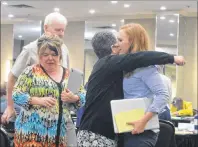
[108,51,175,73]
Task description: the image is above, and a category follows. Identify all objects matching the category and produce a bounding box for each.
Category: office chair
[0,126,11,147]
[155,120,177,147]
[193,109,198,116]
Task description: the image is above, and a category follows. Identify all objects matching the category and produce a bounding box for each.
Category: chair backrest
[1,121,15,134]
[155,120,177,147]
[76,106,85,127]
[193,109,198,116]
[0,126,11,147]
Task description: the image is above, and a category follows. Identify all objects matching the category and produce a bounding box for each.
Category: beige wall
[64,21,85,71]
[84,50,97,83]
[124,18,156,50]
[1,24,14,85]
[177,17,197,108]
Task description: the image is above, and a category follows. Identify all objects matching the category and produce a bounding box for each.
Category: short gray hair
[44,12,67,26]
[91,31,117,59]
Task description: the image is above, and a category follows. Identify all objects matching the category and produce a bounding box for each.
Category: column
[1,24,14,85]
[177,16,197,108]
[63,21,85,72]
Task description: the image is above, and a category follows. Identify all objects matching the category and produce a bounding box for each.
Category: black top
[79,51,174,140]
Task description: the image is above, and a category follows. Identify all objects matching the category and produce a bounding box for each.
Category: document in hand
[111,98,159,133]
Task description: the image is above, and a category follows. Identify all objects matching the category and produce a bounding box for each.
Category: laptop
[110,98,159,133]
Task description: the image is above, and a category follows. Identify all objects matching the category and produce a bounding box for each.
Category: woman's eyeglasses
[111,44,119,49]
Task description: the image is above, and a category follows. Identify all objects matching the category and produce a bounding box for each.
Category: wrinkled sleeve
[108,51,174,73]
[11,46,31,78]
[142,67,170,113]
[12,66,33,110]
[61,44,69,69]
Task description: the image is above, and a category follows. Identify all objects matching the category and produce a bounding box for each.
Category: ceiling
[1,1,197,42]
[13,21,41,41]
[156,14,179,45]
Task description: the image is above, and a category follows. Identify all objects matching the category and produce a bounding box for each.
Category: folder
[111,98,159,133]
[114,109,145,133]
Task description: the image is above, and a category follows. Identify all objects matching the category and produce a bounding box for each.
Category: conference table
[171,116,194,127]
[175,129,198,147]
[171,116,198,147]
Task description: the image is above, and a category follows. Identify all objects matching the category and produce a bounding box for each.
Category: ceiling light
[85,32,94,38]
[124,4,130,8]
[120,19,125,23]
[8,14,14,18]
[54,8,60,12]
[2,1,8,5]
[112,24,116,27]
[111,1,118,4]
[89,9,95,14]
[174,13,179,16]
[18,35,22,38]
[169,33,174,37]
[111,29,117,33]
[160,6,167,10]
[31,27,41,32]
[169,19,175,23]
[160,16,166,20]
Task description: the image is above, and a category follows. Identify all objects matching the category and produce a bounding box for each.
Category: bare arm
[7,72,17,107]
[1,72,17,123]
[1,44,32,123]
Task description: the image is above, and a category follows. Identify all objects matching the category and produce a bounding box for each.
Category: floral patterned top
[12,64,85,147]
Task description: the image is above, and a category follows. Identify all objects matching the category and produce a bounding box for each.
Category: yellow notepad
[114,109,145,133]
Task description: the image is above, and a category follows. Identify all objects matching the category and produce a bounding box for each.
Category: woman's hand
[1,106,16,124]
[30,97,56,108]
[174,56,186,66]
[127,118,147,135]
[127,112,154,135]
[61,89,79,103]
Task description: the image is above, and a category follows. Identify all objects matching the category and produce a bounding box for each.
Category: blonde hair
[37,35,63,61]
[120,23,150,53]
[120,23,150,77]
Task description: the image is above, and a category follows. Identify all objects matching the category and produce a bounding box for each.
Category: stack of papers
[178,123,194,131]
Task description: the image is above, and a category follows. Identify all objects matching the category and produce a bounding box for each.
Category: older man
[2,12,69,123]
[1,12,77,147]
